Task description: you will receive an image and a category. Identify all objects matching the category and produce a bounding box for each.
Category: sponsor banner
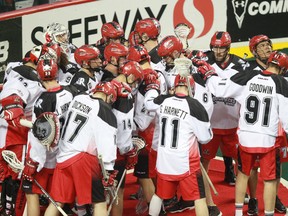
[227,0,288,42]
[22,0,226,54]
[0,17,22,64]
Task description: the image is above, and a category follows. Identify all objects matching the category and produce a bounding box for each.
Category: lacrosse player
[21,57,78,216]
[197,51,288,216]
[44,81,118,216]
[70,45,102,94]
[44,22,80,85]
[201,31,250,187]
[145,74,212,216]
[108,60,144,216]
[0,45,51,216]
[148,35,216,214]
[246,34,286,215]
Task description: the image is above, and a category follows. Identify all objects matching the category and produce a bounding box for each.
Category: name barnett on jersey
[160,105,188,120]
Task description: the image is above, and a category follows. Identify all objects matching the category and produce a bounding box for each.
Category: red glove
[111,80,132,98]
[143,69,160,92]
[197,63,217,81]
[125,147,138,170]
[102,170,118,188]
[22,158,39,182]
[1,94,25,127]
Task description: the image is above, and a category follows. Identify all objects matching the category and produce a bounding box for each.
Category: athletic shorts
[22,167,54,194]
[201,133,238,160]
[149,149,157,178]
[114,159,126,189]
[50,153,105,205]
[134,148,149,178]
[238,147,280,180]
[156,169,205,201]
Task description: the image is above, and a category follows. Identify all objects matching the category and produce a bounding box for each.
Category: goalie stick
[2,150,68,216]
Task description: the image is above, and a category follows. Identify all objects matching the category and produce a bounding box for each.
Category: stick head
[132,136,146,154]
[2,150,24,173]
[174,23,191,49]
[174,58,192,77]
[32,112,60,151]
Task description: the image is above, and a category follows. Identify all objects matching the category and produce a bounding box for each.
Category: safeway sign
[21,0,226,53]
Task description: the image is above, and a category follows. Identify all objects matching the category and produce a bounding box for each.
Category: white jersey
[0,65,45,120]
[206,52,249,131]
[28,85,77,171]
[146,94,212,179]
[57,94,117,170]
[112,95,134,155]
[207,70,288,153]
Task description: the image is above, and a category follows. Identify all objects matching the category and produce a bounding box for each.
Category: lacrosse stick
[174,58,194,97]
[1,150,68,216]
[20,112,60,151]
[174,23,191,50]
[107,136,146,215]
[98,155,118,205]
[200,163,218,196]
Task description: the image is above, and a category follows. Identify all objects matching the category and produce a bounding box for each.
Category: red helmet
[74,45,101,66]
[210,31,231,49]
[42,42,62,61]
[174,74,195,89]
[104,43,128,62]
[267,51,288,70]
[249,34,272,56]
[128,31,140,46]
[157,35,183,57]
[127,45,150,63]
[37,58,58,81]
[92,81,117,103]
[30,45,44,65]
[135,18,161,39]
[120,61,143,83]
[101,21,124,40]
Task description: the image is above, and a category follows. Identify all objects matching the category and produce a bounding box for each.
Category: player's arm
[0,94,25,127]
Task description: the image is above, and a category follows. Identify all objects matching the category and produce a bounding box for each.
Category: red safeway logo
[173,0,214,39]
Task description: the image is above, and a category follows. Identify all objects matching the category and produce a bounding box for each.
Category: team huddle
[0,17,288,216]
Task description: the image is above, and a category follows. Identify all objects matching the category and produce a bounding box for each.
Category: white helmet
[44,23,70,54]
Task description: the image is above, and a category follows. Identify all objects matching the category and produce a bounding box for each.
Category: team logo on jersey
[173,0,214,39]
[232,0,248,28]
[34,99,43,109]
[76,77,85,86]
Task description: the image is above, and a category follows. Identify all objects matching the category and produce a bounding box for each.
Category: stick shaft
[200,163,218,196]
[107,169,127,215]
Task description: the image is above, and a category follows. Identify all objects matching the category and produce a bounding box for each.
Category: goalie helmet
[135,18,161,39]
[249,34,272,56]
[174,74,195,91]
[127,45,150,63]
[267,51,288,71]
[101,21,124,40]
[74,45,101,66]
[120,61,143,84]
[37,58,58,81]
[157,35,183,57]
[45,22,70,45]
[93,81,117,103]
[104,43,128,63]
[210,31,231,49]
